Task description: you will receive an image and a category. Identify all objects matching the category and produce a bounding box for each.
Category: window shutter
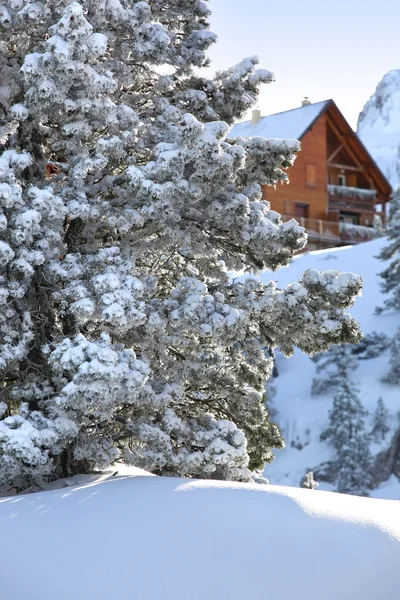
[306,164,317,185]
[283,199,293,215]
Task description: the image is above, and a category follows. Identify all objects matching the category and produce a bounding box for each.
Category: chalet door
[295,204,308,218]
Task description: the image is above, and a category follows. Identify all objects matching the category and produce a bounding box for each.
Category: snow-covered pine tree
[371,397,390,442]
[377,189,400,312]
[383,327,400,385]
[302,471,318,490]
[376,182,400,387]
[313,333,390,396]
[351,331,390,359]
[322,346,372,496]
[311,344,358,396]
[0,1,362,491]
[265,379,277,420]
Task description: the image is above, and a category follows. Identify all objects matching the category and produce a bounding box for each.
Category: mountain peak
[357,70,400,188]
[358,69,400,135]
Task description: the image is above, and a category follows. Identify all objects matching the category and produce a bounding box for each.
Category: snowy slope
[1,475,400,600]
[260,238,400,498]
[357,70,400,189]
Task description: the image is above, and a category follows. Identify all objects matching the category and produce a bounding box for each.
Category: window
[306,164,317,186]
[338,174,346,186]
[295,203,308,218]
[339,213,359,225]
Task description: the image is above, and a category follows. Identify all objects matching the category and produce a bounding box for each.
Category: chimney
[302,97,311,107]
[252,108,261,125]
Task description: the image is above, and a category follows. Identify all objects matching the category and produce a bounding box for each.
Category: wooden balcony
[283,215,340,244]
[327,184,376,212]
[282,215,378,246]
[338,222,379,244]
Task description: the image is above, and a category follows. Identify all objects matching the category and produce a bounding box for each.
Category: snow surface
[358,70,400,189]
[41,464,155,492]
[229,100,330,141]
[1,475,400,600]
[260,238,400,498]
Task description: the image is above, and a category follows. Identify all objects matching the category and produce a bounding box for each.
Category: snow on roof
[229,100,331,141]
[1,475,400,599]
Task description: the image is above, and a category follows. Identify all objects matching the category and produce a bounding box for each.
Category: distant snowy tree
[267,347,279,377]
[302,471,318,490]
[377,189,400,312]
[377,186,400,388]
[312,334,390,397]
[322,347,372,496]
[265,379,278,420]
[351,331,391,360]
[0,1,362,491]
[371,397,390,442]
[383,327,400,385]
[311,344,357,396]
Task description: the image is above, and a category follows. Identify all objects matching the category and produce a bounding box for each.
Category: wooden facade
[249,101,392,250]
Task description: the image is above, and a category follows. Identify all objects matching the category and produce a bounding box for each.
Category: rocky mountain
[357,70,400,190]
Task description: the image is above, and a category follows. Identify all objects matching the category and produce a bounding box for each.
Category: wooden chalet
[230,99,392,250]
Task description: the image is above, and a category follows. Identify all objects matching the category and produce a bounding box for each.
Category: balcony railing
[283,216,340,242]
[282,215,380,245]
[339,221,380,243]
[327,184,376,200]
[327,184,376,211]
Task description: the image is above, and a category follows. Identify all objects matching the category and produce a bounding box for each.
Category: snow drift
[0,474,399,600]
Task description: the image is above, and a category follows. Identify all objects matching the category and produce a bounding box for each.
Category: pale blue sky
[207,0,400,128]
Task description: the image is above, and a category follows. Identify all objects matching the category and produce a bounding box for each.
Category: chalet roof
[229,100,392,200]
[229,100,330,141]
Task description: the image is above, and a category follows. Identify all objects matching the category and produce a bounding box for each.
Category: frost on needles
[0,0,362,492]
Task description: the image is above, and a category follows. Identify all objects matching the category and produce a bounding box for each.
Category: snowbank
[0,475,399,600]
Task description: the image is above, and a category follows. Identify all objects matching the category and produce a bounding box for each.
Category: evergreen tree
[371,397,390,442]
[312,334,390,396]
[311,344,357,396]
[376,180,400,389]
[383,327,400,385]
[351,331,390,360]
[265,379,277,420]
[377,189,400,312]
[0,1,362,491]
[322,347,372,496]
[302,471,318,490]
